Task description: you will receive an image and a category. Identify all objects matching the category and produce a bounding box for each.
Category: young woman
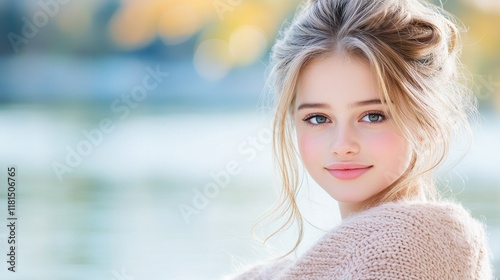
[230,0,492,279]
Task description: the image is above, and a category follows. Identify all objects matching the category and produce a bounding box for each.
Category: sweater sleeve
[340,202,492,279]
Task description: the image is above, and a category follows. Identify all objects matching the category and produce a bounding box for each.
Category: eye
[303,114,331,126]
[360,112,386,123]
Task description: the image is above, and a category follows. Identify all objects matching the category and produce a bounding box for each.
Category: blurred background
[0,0,498,279]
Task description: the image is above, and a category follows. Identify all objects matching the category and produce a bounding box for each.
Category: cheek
[368,131,410,168]
[297,132,323,164]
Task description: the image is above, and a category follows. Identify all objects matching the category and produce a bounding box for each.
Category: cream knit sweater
[230,201,492,279]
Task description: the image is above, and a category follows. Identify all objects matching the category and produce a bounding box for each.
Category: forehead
[295,55,381,106]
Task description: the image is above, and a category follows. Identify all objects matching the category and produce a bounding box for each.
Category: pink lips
[325,163,373,180]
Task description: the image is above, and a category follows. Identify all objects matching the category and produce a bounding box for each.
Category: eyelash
[302,111,387,127]
[302,114,330,127]
[361,110,387,124]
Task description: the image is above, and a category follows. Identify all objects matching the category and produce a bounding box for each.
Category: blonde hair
[258,0,477,255]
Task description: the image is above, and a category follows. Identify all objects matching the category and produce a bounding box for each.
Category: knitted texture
[230,201,492,279]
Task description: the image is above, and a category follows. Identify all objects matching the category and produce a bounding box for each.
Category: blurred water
[0,105,498,279]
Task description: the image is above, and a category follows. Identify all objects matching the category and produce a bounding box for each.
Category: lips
[325,163,373,180]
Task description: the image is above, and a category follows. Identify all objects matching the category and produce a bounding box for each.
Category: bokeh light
[106,0,299,80]
[193,39,231,81]
[229,25,267,66]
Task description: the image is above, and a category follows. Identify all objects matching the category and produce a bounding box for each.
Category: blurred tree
[1,0,498,108]
[433,0,500,112]
[459,7,500,111]
[108,0,301,80]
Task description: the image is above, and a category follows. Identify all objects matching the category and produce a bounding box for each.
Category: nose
[329,124,360,157]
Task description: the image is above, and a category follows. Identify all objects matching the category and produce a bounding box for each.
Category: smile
[325,163,373,180]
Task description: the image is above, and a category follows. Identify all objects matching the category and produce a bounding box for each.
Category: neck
[339,202,366,219]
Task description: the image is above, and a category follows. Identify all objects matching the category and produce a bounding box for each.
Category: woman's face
[294,55,411,213]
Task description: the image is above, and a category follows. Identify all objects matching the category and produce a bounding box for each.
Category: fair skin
[294,54,411,219]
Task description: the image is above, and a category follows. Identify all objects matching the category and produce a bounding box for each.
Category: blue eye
[303,114,330,126]
[361,112,386,123]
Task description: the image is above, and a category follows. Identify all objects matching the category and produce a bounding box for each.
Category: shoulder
[338,200,492,279]
[333,200,485,248]
[349,200,482,231]
[227,201,492,279]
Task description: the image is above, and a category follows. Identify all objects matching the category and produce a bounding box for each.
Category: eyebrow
[352,99,384,107]
[296,103,330,111]
[296,99,384,111]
